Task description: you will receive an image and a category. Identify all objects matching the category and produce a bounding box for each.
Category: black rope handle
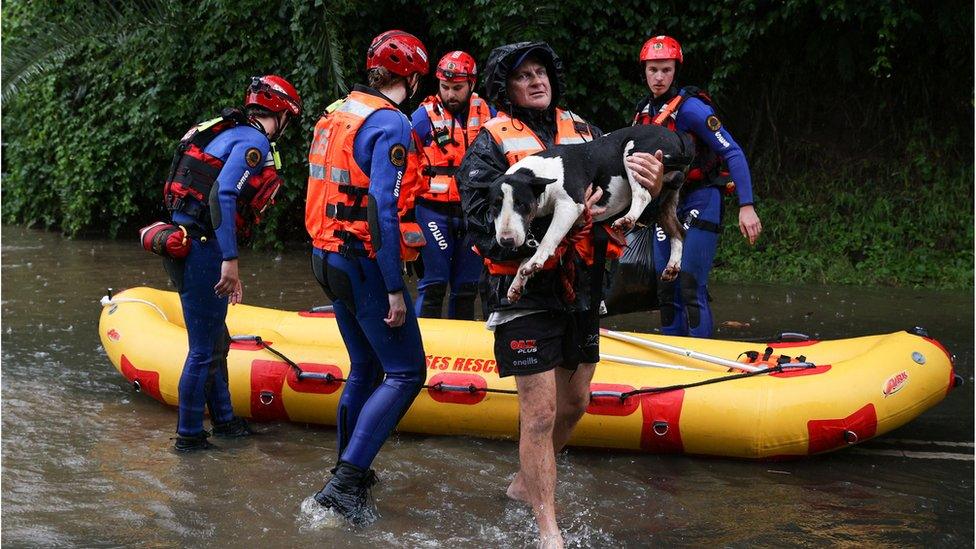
[615,361,817,400]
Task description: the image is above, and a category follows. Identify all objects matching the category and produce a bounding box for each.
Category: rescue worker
[164,75,302,451]
[457,42,663,548]
[410,51,496,319]
[306,30,429,526]
[633,35,762,338]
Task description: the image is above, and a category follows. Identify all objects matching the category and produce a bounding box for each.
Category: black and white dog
[489,124,695,301]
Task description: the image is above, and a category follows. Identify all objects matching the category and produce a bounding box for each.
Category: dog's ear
[529,176,557,192]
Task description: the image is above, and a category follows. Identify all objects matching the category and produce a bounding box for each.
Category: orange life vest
[306,91,427,260]
[483,107,593,165]
[481,108,623,273]
[416,93,492,203]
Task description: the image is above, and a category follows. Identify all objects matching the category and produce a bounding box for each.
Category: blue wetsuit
[170,124,270,437]
[311,87,426,470]
[646,89,755,337]
[409,102,496,319]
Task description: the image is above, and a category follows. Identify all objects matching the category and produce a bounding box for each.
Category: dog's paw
[507,283,523,303]
[661,263,681,282]
[520,261,543,277]
[612,216,635,232]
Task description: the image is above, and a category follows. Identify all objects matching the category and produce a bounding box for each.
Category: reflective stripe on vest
[483,108,592,165]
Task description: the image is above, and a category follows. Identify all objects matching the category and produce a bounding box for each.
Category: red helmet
[245,75,303,116]
[366,30,429,77]
[435,51,477,82]
[640,35,683,64]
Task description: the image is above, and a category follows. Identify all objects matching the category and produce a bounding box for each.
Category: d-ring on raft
[99,286,960,459]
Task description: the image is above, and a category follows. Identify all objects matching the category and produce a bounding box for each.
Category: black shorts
[573,308,601,365]
[494,309,601,377]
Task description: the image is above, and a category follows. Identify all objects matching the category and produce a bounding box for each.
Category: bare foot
[506,472,530,503]
[538,533,564,549]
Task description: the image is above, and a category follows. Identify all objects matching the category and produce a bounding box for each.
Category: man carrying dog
[457,42,663,548]
[410,51,496,319]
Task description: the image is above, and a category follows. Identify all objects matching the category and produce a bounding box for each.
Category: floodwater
[2,224,973,547]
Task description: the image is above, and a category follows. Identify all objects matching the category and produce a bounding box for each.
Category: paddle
[600,328,763,372]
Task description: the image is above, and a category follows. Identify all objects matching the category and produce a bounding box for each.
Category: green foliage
[1,0,972,287]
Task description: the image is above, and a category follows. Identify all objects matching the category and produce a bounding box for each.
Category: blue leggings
[174,238,235,436]
[413,203,483,319]
[311,249,426,470]
[653,187,721,338]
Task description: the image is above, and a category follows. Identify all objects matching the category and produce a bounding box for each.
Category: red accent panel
[639,389,685,453]
[230,339,273,351]
[921,336,955,396]
[923,336,953,362]
[586,383,639,416]
[427,373,487,405]
[249,360,290,421]
[767,340,820,348]
[285,363,344,395]
[807,403,877,454]
[120,354,163,403]
[771,364,832,378]
[298,311,335,318]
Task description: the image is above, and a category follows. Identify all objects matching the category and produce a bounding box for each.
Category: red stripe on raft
[586,383,638,416]
[427,373,487,405]
[231,340,273,351]
[298,311,336,318]
[921,337,955,396]
[120,354,163,403]
[767,340,820,348]
[639,389,685,453]
[249,360,291,421]
[771,365,832,378]
[286,363,343,395]
[807,403,877,454]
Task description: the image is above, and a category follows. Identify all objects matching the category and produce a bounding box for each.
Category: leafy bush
[2,0,972,287]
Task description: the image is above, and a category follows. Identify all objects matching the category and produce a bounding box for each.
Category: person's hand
[214,259,240,298]
[230,279,243,305]
[578,184,605,226]
[625,150,665,198]
[385,291,406,327]
[739,205,762,245]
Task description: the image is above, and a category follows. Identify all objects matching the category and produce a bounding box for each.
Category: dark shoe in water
[212,416,254,438]
[313,462,377,526]
[174,431,215,452]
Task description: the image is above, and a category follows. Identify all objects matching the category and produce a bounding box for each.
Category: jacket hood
[482,41,564,113]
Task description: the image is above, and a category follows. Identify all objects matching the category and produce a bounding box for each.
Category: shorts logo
[510,339,537,354]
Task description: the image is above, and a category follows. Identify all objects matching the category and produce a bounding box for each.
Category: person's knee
[522,402,556,438]
[679,271,703,328]
[384,366,425,394]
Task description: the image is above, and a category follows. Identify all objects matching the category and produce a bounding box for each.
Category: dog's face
[489,168,555,248]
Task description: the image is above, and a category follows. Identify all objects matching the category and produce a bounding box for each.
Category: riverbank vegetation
[2,0,972,288]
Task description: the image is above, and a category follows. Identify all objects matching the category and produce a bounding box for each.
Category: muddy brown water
[2,225,972,547]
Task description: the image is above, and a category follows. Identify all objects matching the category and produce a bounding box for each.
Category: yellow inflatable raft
[98,286,959,459]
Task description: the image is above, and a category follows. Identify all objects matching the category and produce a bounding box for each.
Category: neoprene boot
[212,416,254,437]
[313,461,377,526]
[174,431,215,452]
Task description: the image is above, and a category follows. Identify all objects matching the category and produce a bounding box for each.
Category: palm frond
[1,0,177,105]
